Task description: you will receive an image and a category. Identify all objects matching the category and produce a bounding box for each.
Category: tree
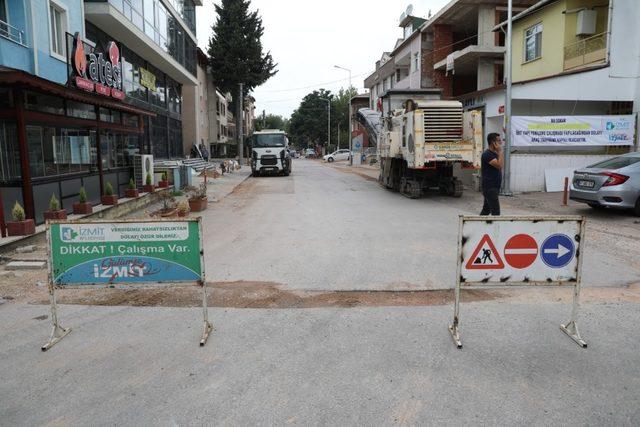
[331,87,358,151]
[288,89,334,149]
[208,0,277,154]
[254,114,287,132]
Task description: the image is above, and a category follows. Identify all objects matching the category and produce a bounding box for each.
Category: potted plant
[177,201,189,217]
[125,178,139,198]
[157,192,177,217]
[101,182,118,206]
[43,194,67,221]
[158,171,169,188]
[186,184,208,212]
[6,201,35,236]
[143,172,155,193]
[73,187,93,215]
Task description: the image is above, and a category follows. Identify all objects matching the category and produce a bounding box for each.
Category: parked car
[570,152,640,216]
[323,149,352,163]
[305,148,316,158]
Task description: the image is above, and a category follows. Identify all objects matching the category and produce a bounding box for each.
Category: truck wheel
[284,169,290,176]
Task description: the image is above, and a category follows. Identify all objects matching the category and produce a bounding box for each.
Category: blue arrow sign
[541,234,575,268]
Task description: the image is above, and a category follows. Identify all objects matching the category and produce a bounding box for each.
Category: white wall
[511,154,614,192]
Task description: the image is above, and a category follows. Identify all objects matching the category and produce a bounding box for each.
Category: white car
[323,149,351,163]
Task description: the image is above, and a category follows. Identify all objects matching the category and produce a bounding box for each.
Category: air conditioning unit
[577,10,597,36]
[133,154,154,187]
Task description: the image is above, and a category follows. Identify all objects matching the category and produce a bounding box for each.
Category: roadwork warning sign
[460,217,583,285]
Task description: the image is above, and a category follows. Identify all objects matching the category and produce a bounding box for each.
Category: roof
[494,0,559,31]
[0,66,156,116]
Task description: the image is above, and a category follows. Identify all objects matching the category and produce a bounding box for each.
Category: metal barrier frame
[42,218,212,351]
[449,215,587,349]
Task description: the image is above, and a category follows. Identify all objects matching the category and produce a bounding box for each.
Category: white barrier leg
[200,281,213,346]
[449,280,463,349]
[41,284,71,351]
[560,283,587,348]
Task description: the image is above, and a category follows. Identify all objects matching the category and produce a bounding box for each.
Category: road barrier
[42,218,211,351]
[449,215,587,349]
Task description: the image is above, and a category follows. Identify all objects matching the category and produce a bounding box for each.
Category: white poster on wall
[512,115,635,147]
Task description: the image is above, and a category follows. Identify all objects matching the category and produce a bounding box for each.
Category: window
[524,23,542,62]
[413,53,419,73]
[49,1,67,59]
[0,120,20,181]
[25,91,65,115]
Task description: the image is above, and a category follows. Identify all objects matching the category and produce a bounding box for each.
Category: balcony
[563,32,607,71]
[433,45,505,75]
[0,19,26,46]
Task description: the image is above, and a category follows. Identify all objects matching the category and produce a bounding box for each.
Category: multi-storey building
[0,0,201,227]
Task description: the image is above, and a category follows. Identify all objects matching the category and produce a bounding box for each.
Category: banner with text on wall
[511,115,635,147]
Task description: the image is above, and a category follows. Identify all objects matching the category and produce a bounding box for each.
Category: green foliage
[254,114,288,132]
[146,172,152,186]
[207,0,277,110]
[79,187,87,203]
[105,182,114,196]
[11,201,25,222]
[161,171,168,182]
[288,87,358,151]
[171,190,183,197]
[49,194,59,211]
[128,178,136,189]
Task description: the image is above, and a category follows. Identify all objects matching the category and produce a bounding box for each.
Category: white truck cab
[250,130,292,176]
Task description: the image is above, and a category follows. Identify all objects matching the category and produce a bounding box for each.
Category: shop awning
[0,66,156,117]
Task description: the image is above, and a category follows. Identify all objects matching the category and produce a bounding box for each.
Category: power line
[255,72,369,94]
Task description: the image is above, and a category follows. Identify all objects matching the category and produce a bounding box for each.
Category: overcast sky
[196,0,450,119]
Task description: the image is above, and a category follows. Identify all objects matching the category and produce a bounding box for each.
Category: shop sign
[70,32,125,100]
[139,67,157,92]
[512,115,635,147]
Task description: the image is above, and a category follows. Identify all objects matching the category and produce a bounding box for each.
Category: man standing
[480,133,504,216]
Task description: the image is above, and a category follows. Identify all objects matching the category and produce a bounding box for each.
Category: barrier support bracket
[199,281,213,347]
[42,285,71,351]
[560,321,587,348]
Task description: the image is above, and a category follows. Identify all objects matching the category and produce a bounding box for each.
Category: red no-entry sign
[503,234,538,269]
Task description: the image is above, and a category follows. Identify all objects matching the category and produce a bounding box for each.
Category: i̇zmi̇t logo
[60,226,105,242]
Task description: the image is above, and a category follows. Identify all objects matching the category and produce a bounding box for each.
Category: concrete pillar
[478,5,496,47]
[477,58,495,91]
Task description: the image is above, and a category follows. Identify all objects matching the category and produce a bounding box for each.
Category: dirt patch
[329,164,379,182]
[33,280,501,308]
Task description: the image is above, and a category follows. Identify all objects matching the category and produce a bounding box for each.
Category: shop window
[25,91,64,116]
[168,118,182,158]
[150,115,168,159]
[0,120,20,181]
[100,108,122,124]
[0,88,13,108]
[27,126,96,177]
[67,101,97,120]
[122,113,139,128]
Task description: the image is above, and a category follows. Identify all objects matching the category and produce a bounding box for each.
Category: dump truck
[357,89,483,198]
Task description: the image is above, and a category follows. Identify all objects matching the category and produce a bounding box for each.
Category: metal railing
[563,32,607,70]
[0,19,26,46]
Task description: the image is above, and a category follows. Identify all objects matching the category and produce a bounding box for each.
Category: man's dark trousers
[480,187,500,215]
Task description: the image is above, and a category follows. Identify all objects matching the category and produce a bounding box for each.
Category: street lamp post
[334,65,352,165]
[503,0,513,195]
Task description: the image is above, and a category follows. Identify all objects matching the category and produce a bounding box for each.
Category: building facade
[0,0,201,229]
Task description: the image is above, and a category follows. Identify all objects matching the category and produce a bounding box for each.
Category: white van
[250,130,292,176]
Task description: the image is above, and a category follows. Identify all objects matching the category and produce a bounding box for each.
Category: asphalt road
[1,300,639,425]
[202,159,640,290]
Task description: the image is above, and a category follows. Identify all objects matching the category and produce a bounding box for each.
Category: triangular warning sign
[465,234,505,270]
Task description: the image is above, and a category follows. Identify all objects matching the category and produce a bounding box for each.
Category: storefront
[0,66,155,231]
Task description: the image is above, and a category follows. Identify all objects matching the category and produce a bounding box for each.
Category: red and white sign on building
[69,32,124,100]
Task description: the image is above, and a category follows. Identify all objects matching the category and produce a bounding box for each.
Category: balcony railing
[0,19,26,46]
[564,32,607,71]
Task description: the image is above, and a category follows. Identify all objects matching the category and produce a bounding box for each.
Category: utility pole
[502,0,513,195]
[337,122,340,151]
[237,82,244,165]
[262,109,266,129]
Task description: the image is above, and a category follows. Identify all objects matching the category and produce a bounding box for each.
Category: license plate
[577,180,594,188]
